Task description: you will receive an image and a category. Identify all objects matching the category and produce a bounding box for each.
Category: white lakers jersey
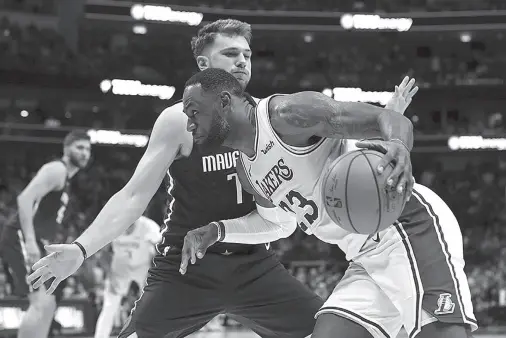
[112,216,161,267]
[240,95,370,259]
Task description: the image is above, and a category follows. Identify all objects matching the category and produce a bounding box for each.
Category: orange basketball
[322,149,406,234]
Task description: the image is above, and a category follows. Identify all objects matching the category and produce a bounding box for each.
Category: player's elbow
[16,193,32,209]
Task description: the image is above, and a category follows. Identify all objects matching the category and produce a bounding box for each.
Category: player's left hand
[179,223,218,275]
[355,139,414,201]
[27,244,84,294]
[385,76,419,115]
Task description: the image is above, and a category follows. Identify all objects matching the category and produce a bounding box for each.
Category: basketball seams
[344,153,363,234]
[361,151,383,234]
[323,149,398,235]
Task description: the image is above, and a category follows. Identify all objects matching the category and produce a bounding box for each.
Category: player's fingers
[27,266,48,283]
[405,175,415,202]
[32,252,56,270]
[46,277,62,295]
[399,76,409,90]
[375,147,396,175]
[197,242,210,259]
[403,78,416,96]
[179,241,191,275]
[189,238,197,265]
[386,154,405,188]
[395,175,408,195]
[33,272,53,290]
[407,86,419,100]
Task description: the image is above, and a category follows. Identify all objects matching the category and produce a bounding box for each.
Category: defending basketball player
[171,68,476,338]
[94,215,161,338]
[28,19,324,338]
[0,131,91,338]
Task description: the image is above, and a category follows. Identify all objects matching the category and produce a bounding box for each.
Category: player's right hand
[180,223,219,275]
[27,244,85,295]
[25,240,42,266]
[355,139,414,201]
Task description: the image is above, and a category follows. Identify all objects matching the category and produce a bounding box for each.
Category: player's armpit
[269,92,413,150]
[17,161,67,242]
[74,105,192,258]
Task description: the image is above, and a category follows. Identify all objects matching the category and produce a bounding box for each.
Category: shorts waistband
[159,243,264,256]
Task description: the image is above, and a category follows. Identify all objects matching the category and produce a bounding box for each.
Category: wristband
[73,241,87,260]
[212,221,226,242]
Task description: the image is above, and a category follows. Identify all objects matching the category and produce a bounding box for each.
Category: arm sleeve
[221,204,297,244]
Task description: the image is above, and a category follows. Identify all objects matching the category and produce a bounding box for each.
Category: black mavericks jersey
[158,145,256,252]
[7,159,70,241]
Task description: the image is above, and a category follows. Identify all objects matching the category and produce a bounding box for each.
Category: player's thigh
[417,322,474,338]
[0,227,31,297]
[313,314,373,338]
[316,262,402,338]
[228,252,323,338]
[359,186,477,337]
[118,254,225,338]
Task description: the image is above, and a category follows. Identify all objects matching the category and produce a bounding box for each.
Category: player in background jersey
[175,69,477,338]
[28,19,323,338]
[0,131,91,338]
[94,215,161,338]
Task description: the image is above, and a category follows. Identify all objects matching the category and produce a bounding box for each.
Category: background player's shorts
[0,226,67,302]
[106,261,149,296]
[316,184,478,338]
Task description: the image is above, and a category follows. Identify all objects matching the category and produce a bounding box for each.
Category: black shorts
[0,226,67,302]
[119,244,323,338]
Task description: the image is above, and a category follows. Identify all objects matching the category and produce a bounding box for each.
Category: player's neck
[61,157,80,178]
[223,102,257,157]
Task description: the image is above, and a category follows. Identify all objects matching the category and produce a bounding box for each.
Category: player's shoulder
[151,101,192,147]
[158,101,187,127]
[30,160,67,189]
[39,160,67,179]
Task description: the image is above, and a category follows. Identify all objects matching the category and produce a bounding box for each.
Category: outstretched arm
[269,91,414,150]
[75,107,191,258]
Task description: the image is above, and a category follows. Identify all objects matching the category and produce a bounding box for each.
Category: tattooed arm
[268,91,413,149]
[269,91,415,196]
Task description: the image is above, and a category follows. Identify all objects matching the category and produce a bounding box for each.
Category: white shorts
[316,185,477,338]
[106,263,149,296]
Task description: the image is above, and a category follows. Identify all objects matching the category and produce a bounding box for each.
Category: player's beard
[69,153,87,169]
[197,115,230,152]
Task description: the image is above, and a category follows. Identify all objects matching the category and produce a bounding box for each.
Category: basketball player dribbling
[27,20,324,338]
[94,215,161,338]
[172,68,476,338]
[0,131,91,338]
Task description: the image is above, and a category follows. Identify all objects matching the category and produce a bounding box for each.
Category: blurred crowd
[2,15,506,88]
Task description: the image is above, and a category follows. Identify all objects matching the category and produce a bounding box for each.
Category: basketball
[322,149,406,234]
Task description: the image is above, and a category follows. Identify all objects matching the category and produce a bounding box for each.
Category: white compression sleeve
[221,204,296,244]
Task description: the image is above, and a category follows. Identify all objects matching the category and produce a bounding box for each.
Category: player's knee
[418,321,473,338]
[312,314,373,338]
